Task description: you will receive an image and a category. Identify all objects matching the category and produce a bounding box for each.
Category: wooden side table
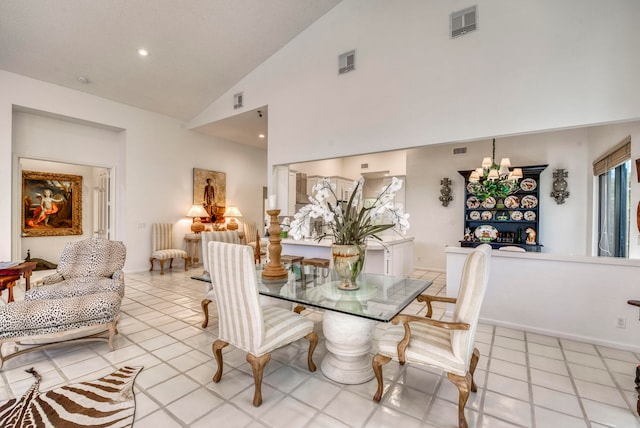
[0,275,22,303]
[184,233,202,267]
[0,261,37,301]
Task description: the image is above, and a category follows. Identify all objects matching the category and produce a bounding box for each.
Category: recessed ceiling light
[137,48,149,57]
[258,134,265,139]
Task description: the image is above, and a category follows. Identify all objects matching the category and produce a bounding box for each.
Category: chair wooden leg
[469,347,480,393]
[201,299,211,328]
[306,332,318,372]
[184,257,189,271]
[447,371,472,428]
[372,353,392,402]
[149,258,154,272]
[247,353,271,407]
[293,305,306,314]
[159,259,166,275]
[212,340,229,382]
[107,321,117,351]
[169,258,174,270]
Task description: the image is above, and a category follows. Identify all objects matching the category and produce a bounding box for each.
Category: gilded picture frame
[193,168,226,224]
[21,170,83,237]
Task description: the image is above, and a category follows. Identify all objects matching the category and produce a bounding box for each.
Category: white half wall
[446,247,640,352]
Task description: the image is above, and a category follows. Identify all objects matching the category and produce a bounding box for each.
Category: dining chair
[149,223,189,275]
[372,244,492,428]
[244,221,267,263]
[199,230,240,328]
[208,241,318,406]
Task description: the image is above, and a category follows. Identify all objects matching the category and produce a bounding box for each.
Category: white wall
[0,70,267,272]
[190,0,640,167]
[447,248,640,352]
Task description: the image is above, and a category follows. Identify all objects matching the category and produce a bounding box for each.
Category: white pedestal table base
[320,310,375,384]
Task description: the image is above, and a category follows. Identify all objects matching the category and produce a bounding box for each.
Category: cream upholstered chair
[244,221,267,263]
[208,241,318,406]
[149,223,189,275]
[200,230,240,328]
[372,244,491,428]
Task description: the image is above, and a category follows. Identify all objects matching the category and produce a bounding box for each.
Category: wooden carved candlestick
[261,209,288,280]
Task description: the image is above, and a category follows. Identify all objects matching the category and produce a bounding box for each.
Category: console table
[184,233,202,267]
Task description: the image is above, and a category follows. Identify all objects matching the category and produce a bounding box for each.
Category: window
[594,138,631,257]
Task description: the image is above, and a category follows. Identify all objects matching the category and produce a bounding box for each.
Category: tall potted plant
[290,176,410,290]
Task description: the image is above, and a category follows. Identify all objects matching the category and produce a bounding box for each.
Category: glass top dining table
[257,268,432,322]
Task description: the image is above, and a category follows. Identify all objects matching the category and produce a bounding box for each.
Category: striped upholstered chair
[200,230,240,327]
[149,223,189,275]
[208,241,318,407]
[372,244,491,428]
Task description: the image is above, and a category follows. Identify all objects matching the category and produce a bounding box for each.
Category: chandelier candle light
[468,139,523,201]
[290,176,410,290]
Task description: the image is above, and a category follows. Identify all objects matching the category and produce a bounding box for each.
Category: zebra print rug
[0,365,142,427]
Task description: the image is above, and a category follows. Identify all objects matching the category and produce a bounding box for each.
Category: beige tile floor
[1,268,640,427]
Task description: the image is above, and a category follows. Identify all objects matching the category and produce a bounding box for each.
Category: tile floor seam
[598,344,638,415]
[557,337,592,427]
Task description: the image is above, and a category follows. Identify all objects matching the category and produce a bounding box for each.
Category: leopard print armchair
[29,237,126,299]
[0,238,126,369]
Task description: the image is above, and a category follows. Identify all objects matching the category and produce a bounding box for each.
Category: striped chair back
[209,241,264,354]
[201,231,240,274]
[451,243,491,366]
[151,224,175,251]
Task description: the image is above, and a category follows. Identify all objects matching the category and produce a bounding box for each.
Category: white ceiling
[0,0,341,148]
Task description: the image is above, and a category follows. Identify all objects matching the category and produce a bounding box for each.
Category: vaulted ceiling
[0,0,341,147]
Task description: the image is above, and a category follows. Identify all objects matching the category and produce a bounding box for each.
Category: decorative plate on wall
[474,225,498,242]
[469,211,481,220]
[521,195,538,208]
[520,178,537,191]
[466,196,480,209]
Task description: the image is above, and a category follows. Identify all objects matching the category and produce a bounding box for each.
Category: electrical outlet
[616,317,626,329]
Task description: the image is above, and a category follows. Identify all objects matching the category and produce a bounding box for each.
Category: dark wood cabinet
[458,165,547,252]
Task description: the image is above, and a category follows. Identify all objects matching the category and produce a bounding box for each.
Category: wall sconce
[439,178,453,207]
[550,169,570,204]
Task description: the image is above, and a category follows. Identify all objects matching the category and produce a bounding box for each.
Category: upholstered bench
[0,291,121,369]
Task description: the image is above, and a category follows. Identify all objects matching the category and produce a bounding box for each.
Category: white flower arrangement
[289,176,410,245]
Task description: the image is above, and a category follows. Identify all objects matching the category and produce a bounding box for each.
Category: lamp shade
[224,206,243,218]
[187,204,209,218]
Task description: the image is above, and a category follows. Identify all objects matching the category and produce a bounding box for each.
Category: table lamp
[224,206,243,231]
[186,204,210,233]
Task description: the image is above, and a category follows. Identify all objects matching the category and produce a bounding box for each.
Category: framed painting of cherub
[21,170,83,237]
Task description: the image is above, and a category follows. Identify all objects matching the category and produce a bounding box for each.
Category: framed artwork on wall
[193,168,226,225]
[21,170,83,237]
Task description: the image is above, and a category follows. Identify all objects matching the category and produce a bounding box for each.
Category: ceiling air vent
[338,50,356,75]
[233,92,243,109]
[361,163,368,169]
[451,6,477,38]
[453,147,467,154]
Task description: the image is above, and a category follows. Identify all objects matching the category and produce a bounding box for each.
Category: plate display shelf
[458,165,547,252]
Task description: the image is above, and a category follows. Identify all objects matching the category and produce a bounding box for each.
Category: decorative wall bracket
[439,178,453,207]
[550,169,570,204]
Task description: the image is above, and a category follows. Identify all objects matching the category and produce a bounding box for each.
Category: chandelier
[468,139,523,200]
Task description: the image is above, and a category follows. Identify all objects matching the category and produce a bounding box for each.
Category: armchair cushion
[0,291,121,340]
[378,321,466,375]
[25,277,124,300]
